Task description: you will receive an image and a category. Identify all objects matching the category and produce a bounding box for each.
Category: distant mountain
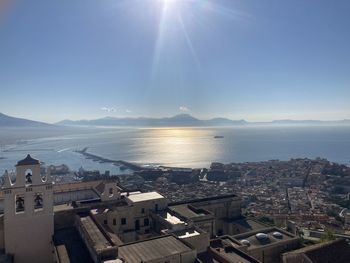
[56,114,350,127]
[0,113,52,127]
[205,117,247,126]
[1,112,349,128]
[56,114,248,127]
[270,119,350,125]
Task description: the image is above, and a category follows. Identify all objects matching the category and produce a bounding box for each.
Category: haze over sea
[1,125,350,175]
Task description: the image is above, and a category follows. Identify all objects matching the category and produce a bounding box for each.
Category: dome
[255,233,269,240]
[16,154,40,166]
[272,231,283,239]
[241,239,250,246]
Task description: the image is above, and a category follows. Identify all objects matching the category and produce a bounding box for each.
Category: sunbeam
[177,13,201,69]
[149,0,250,81]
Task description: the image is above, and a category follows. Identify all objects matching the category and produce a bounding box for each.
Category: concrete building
[232,227,300,263]
[168,204,215,237]
[282,239,350,263]
[118,235,197,263]
[170,194,241,236]
[198,236,261,263]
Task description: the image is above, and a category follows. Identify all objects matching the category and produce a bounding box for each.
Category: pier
[75,147,145,172]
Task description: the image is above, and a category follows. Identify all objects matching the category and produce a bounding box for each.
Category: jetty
[75,147,145,172]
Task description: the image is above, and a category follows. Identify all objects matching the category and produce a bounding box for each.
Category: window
[135,219,140,231]
[34,192,43,211]
[104,219,107,225]
[144,218,149,226]
[217,229,223,236]
[121,218,126,225]
[109,188,113,196]
[141,208,145,214]
[25,169,33,184]
[15,194,25,213]
[113,218,116,225]
[155,204,159,211]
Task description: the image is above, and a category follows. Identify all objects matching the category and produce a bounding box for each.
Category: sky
[0,0,350,123]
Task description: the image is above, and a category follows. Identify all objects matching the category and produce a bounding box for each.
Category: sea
[1,125,350,175]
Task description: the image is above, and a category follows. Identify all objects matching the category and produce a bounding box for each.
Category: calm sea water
[1,126,350,175]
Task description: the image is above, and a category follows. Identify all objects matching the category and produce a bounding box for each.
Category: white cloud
[101,107,116,113]
[179,106,190,112]
[125,109,132,113]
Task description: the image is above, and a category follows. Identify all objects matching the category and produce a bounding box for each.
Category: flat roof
[169,204,210,219]
[126,191,164,203]
[79,216,113,251]
[233,227,296,250]
[207,237,261,263]
[231,218,267,232]
[214,248,256,263]
[118,235,193,263]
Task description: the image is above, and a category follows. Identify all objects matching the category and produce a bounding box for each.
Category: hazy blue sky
[1,0,350,123]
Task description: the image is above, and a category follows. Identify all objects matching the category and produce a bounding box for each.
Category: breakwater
[75,147,145,171]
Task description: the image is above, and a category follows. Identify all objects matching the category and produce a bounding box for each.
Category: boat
[214,136,224,139]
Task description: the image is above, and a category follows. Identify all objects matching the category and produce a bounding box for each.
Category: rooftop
[16,154,40,166]
[230,218,267,233]
[283,239,350,263]
[54,227,94,263]
[169,204,212,220]
[204,236,261,263]
[79,215,114,251]
[232,227,297,250]
[125,191,164,203]
[53,180,102,193]
[118,235,193,263]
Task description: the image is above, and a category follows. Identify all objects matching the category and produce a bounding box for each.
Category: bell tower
[2,154,54,263]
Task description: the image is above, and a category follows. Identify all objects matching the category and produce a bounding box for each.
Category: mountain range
[1,112,350,127]
[56,114,247,127]
[56,114,350,127]
[0,112,52,127]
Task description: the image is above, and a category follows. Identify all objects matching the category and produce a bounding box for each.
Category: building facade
[2,155,54,263]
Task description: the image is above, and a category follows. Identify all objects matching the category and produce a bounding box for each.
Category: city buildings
[0,155,349,262]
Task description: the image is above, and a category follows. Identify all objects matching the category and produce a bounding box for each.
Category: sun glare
[151,0,249,77]
[161,0,178,3]
[160,0,179,10]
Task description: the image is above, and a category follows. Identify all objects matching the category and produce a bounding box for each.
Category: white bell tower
[2,154,54,263]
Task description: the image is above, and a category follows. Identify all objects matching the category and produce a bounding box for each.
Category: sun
[161,0,178,3]
[160,0,179,8]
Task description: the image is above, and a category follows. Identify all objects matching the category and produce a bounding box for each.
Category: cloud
[101,107,116,113]
[125,109,132,113]
[179,106,190,112]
